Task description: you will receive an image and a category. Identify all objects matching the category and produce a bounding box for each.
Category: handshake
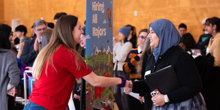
[123,80,169,107]
[124,80,133,94]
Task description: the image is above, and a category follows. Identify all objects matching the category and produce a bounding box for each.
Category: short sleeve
[61,49,92,78]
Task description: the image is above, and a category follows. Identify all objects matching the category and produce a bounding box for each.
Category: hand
[26,67,33,70]
[138,53,142,58]
[74,94,80,99]
[124,80,133,94]
[17,42,24,59]
[139,96,144,104]
[34,38,39,52]
[151,94,166,107]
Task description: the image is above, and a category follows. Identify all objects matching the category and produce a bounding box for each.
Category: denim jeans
[23,101,47,110]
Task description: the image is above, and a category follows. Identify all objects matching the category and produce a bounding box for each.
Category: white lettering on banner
[92,1,105,13]
[92,27,106,38]
[93,14,98,24]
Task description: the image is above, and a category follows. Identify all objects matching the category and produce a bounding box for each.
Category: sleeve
[113,43,118,63]
[212,40,220,67]
[123,51,140,74]
[7,51,20,87]
[132,80,151,94]
[62,50,92,78]
[20,40,38,64]
[115,42,132,62]
[167,53,202,103]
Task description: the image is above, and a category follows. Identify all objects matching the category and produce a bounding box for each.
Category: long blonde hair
[33,15,84,79]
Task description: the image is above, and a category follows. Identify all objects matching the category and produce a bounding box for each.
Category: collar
[138,46,142,53]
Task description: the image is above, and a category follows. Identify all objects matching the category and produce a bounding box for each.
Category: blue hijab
[149,19,181,62]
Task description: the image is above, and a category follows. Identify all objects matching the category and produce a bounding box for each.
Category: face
[179,28,187,36]
[205,23,216,34]
[118,32,126,41]
[148,27,159,48]
[137,32,148,47]
[14,31,23,38]
[34,24,47,40]
[9,32,14,44]
[72,21,84,45]
[80,34,86,48]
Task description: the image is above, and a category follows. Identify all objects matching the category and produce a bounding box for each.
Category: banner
[85,0,113,110]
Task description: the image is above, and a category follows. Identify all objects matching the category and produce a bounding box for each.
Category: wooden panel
[0,0,4,23]
[1,0,220,42]
[2,0,86,37]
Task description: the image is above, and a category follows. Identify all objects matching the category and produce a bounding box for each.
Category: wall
[2,0,87,37]
[1,0,220,42]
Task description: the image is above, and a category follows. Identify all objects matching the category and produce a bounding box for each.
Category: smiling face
[148,27,159,48]
[72,21,84,45]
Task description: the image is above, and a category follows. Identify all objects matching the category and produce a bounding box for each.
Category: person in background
[54,12,67,24]
[15,25,30,44]
[198,18,212,56]
[0,23,20,110]
[113,26,132,110]
[23,15,131,110]
[178,23,187,37]
[179,33,198,55]
[126,25,137,48]
[20,20,47,66]
[15,25,30,59]
[123,29,151,110]
[202,17,220,110]
[124,19,206,110]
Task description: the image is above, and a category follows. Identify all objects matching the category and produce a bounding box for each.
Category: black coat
[195,54,220,110]
[132,46,202,108]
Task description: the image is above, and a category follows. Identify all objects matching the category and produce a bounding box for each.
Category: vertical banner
[85,0,113,110]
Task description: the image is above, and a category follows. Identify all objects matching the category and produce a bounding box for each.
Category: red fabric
[29,45,92,110]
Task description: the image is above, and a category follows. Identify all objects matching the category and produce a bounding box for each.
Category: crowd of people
[0,11,220,110]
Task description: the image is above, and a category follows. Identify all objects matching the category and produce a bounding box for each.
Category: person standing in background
[198,18,212,56]
[20,20,47,66]
[203,17,220,110]
[0,23,20,110]
[113,26,132,110]
[178,23,187,37]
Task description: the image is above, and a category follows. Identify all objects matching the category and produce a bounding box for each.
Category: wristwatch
[164,94,169,103]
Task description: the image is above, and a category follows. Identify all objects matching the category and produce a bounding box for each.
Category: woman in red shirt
[23,15,130,110]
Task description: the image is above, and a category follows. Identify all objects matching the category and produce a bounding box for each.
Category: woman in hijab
[125,19,206,110]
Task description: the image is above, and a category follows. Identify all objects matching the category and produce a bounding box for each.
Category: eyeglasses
[36,28,46,31]
[139,36,147,39]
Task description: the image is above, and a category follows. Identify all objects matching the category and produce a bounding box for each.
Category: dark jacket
[132,46,202,108]
[195,54,220,110]
[197,34,212,56]
[20,37,38,66]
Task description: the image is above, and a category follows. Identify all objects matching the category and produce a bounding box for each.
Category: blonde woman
[23,15,131,110]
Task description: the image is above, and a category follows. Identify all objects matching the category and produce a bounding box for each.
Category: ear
[33,29,37,34]
[213,24,217,31]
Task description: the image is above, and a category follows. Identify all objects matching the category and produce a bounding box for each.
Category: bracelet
[117,76,126,88]
[164,94,169,103]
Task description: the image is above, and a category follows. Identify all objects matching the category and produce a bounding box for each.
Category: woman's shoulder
[0,49,16,60]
